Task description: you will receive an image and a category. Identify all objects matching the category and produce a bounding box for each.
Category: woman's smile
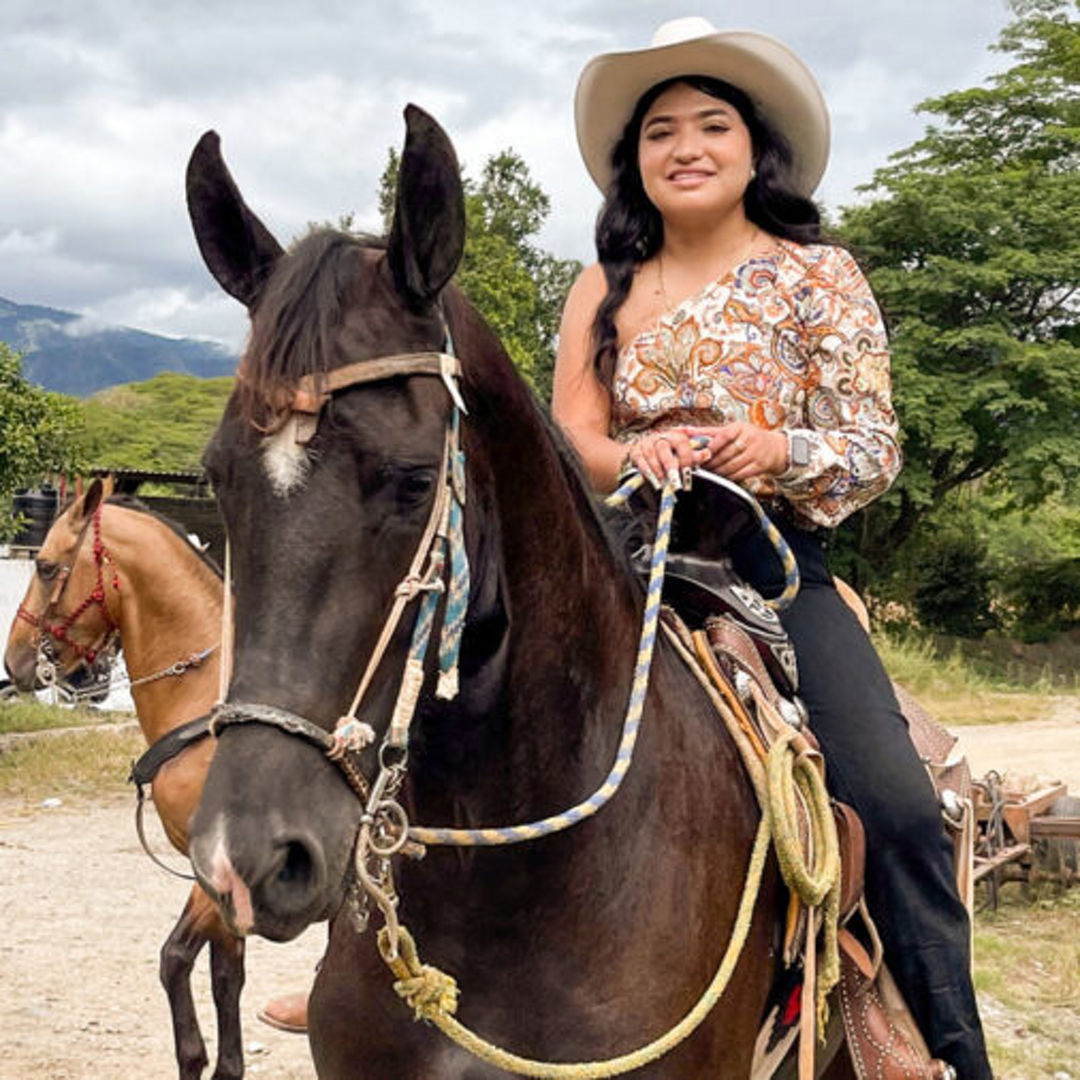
[667,167,716,186]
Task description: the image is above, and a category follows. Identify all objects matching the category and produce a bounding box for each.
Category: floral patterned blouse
[612,240,901,529]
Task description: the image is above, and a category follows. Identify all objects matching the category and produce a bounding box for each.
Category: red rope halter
[17,503,121,665]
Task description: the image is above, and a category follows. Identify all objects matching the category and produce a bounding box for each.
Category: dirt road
[2,712,1078,1079]
[954,698,1080,792]
[0,796,322,1080]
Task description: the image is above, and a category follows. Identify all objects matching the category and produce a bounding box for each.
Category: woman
[553,17,992,1078]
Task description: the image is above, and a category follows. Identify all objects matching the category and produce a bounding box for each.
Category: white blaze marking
[206,822,256,936]
[262,416,310,496]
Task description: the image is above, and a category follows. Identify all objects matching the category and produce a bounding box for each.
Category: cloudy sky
[2,0,1013,352]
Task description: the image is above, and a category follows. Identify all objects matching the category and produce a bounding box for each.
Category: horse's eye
[399,470,435,505]
[35,558,60,582]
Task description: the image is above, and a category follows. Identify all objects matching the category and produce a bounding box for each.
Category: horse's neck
[419,363,643,824]
[108,510,223,741]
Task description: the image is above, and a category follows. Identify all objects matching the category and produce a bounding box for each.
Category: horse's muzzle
[191,820,331,941]
[4,641,39,691]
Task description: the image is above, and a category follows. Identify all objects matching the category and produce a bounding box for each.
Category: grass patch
[975,887,1080,1077]
[0,698,127,736]
[875,632,1061,726]
[0,726,144,805]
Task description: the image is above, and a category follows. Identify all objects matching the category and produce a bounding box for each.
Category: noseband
[17,503,121,681]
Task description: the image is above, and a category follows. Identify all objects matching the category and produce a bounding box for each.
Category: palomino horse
[4,483,245,1080]
[182,108,834,1079]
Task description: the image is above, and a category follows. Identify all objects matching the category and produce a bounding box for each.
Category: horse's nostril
[277,839,314,886]
[259,833,328,928]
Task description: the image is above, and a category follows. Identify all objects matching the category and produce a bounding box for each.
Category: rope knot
[396,574,445,600]
[379,926,460,1023]
[327,717,376,760]
[393,966,460,1021]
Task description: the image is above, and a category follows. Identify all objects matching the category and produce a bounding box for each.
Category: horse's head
[5,478,120,694]
[188,107,471,940]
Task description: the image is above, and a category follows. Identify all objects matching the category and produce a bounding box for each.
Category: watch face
[791,435,811,467]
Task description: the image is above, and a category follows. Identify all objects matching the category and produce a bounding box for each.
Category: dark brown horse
[4,484,248,1080]
[185,107,795,1078]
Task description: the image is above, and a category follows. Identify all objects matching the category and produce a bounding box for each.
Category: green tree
[379,147,580,400]
[0,343,84,537]
[837,0,1080,575]
[910,522,999,638]
[81,372,233,473]
[977,491,1080,638]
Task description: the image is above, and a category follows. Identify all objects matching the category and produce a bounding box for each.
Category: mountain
[0,296,237,396]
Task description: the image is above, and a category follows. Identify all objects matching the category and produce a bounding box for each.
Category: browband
[292,352,461,414]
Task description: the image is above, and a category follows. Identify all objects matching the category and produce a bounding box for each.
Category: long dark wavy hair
[591,75,823,389]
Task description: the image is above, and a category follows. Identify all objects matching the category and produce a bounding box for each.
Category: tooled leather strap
[210,702,371,801]
[210,702,337,753]
[837,922,954,1079]
[291,352,460,413]
[129,715,214,787]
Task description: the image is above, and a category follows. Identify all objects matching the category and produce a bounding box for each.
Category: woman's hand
[627,428,712,489]
[677,423,789,483]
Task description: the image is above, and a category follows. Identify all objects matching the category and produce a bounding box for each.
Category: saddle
[626,476,957,1080]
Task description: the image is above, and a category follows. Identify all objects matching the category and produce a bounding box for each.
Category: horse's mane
[544,406,642,578]
[442,288,639,588]
[54,492,223,579]
[240,229,384,427]
[109,495,224,579]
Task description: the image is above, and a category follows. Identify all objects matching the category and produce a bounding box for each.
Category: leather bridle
[207,343,468,950]
[209,346,467,780]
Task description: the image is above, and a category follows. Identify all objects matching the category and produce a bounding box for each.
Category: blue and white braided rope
[437,414,469,700]
[405,453,798,845]
[407,475,677,847]
[747,502,800,613]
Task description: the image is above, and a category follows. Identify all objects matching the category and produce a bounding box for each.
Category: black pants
[734,525,993,1078]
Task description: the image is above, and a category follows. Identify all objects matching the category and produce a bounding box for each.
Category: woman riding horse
[552,17,991,1078]
[184,110,796,1078]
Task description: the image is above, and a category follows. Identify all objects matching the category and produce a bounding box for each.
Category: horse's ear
[68,478,105,532]
[186,130,284,310]
[386,105,466,308]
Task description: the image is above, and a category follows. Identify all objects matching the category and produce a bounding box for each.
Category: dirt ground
[954,697,1080,793]
[0,796,323,1080]
[1,713,1078,1080]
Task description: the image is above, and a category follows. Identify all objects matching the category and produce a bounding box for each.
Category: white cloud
[81,288,248,350]
[60,315,110,337]
[0,228,59,256]
[0,0,1015,345]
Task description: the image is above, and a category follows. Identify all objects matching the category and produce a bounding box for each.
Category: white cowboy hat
[574,16,830,198]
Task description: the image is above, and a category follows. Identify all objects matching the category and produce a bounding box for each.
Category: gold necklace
[657,226,761,314]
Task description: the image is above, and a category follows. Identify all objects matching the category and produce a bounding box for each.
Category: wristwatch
[788,433,811,469]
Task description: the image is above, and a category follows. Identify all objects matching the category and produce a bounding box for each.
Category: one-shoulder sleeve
[769,246,901,528]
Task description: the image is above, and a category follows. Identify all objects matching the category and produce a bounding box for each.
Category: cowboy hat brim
[574,27,830,198]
